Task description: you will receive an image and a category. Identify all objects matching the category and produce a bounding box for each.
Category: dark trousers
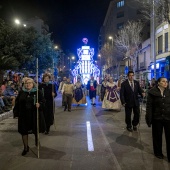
[125,105,140,128]
[62,94,65,106]
[64,94,73,110]
[152,119,170,160]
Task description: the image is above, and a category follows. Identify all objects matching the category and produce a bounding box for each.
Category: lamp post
[152,0,156,78]
[98,54,102,78]
[109,36,113,46]
[108,36,113,76]
[68,56,75,69]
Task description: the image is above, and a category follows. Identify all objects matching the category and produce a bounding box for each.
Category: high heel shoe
[22,146,29,156]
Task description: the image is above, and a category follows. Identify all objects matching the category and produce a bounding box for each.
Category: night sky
[0,0,111,56]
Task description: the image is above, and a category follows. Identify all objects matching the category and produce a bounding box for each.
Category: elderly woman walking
[146,77,170,162]
[13,78,45,156]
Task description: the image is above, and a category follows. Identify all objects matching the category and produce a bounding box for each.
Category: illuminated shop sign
[151,63,160,69]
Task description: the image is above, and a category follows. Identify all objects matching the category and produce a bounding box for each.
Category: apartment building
[98,0,150,78]
[153,22,170,79]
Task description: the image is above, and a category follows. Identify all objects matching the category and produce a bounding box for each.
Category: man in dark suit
[120,71,145,132]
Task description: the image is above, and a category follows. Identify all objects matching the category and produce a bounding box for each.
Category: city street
[0,94,170,170]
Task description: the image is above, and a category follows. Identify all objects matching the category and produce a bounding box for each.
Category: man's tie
[130,81,134,91]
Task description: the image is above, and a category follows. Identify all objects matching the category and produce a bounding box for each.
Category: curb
[0,110,13,122]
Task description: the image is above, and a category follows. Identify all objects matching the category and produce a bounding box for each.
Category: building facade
[153,22,170,79]
[98,0,150,78]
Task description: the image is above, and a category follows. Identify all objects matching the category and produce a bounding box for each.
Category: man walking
[120,71,145,132]
[62,78,74,112]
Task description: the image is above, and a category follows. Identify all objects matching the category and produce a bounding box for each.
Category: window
[117,0,124,8]
[117,22,124,29]
[117,11,124,18]
[158,35,163,54]
[165,32,168,52]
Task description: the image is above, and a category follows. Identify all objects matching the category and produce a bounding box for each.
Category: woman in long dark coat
[146,77,170,162]
[13,78,46,156]
[39,73,57,134]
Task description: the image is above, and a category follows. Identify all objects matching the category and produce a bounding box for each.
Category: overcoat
[39,83,57,127]
[146,86,170,126]
[13,88,46,135]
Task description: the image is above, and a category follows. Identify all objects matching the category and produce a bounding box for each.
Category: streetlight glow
[54,45,58,49]
[15,19,20,25]
[72,56,75,60]
[23,24,26,27]
[109,36,113,40]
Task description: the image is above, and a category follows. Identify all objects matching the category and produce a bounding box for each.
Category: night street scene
[0,0,170,170]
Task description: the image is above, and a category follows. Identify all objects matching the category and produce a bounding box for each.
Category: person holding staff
[13,78,45,156]
[39,73,57,134]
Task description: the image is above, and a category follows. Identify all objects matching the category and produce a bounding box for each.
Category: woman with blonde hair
[13,78,45,156]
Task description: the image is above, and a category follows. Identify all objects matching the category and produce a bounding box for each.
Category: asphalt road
[0,94,169,170]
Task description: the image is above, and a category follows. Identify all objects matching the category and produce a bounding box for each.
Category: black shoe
[133,126,137,131]
[64,107,67,111]
[68,110,71,112]
[155,154,164,159]
[22,146,29,156]
[127,128,133,132]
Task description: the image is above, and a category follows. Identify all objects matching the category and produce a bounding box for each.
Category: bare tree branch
[114,20,144,71]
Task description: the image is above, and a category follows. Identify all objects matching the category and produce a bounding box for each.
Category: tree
[114,20,144,72]
[135,0,170,23]
[0,18,56,83]
[23,33,54,74]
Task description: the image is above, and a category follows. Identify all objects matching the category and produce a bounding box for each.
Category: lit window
[117,0,124,8]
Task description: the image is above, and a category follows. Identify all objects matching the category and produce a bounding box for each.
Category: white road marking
[86,121,94,151]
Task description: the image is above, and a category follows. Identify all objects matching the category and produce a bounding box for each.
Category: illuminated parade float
[72,38,100,84]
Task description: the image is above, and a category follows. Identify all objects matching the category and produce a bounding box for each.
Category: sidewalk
[0,110,13,121]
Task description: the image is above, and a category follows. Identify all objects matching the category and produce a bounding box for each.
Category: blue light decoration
[72,38,100,84]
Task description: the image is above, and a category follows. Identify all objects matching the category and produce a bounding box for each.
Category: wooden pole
[36,58,40,158]
[52,58,56,130]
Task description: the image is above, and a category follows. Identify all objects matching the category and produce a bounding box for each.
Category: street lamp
[54,45,58,49]
[108,36,113,76]
[152,0,156,78]
[68,56,75,69]
[14,19,20,25]
[108,36,113,46]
